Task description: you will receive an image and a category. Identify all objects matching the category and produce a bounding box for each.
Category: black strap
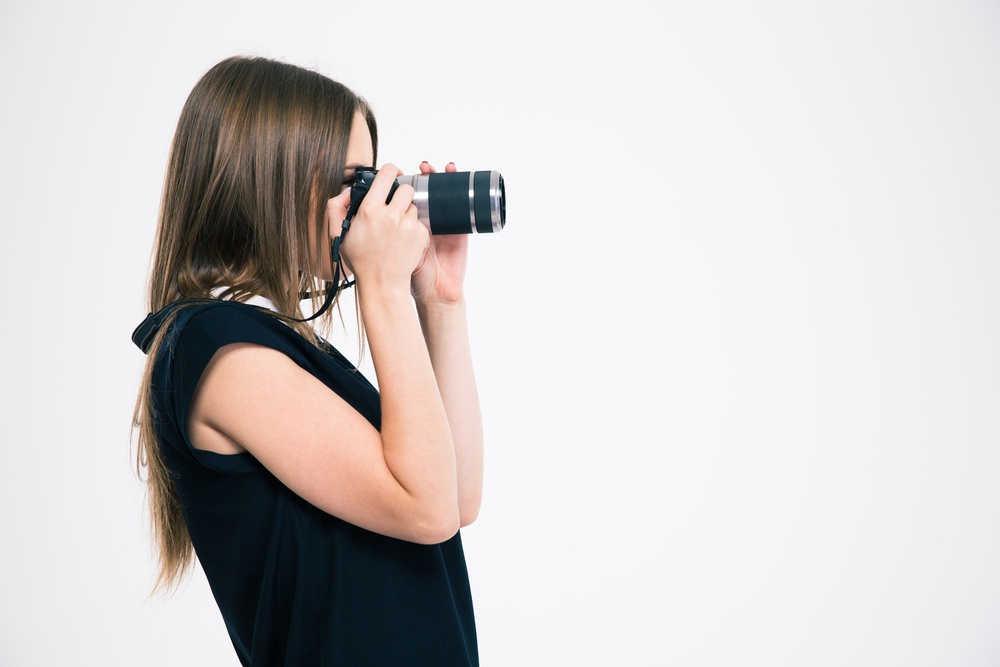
[303,210,356,325]
[288,174,366,324]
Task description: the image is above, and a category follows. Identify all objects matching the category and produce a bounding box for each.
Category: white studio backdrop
[1,1,999,665]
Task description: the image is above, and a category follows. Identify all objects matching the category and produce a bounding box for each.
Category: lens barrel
[396,171,505,234]
[350,168,506,235]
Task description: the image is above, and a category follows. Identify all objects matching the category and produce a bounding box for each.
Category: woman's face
[312,111,374,281]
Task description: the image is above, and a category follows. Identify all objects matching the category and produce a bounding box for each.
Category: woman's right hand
[330,164,429,290]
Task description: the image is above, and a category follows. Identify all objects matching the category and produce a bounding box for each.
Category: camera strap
[315,209,357,321]
[313,174,370,320]
[296,180,368,322]
[303,231,354,324]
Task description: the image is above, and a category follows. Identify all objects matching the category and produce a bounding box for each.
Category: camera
[348,167,506,235]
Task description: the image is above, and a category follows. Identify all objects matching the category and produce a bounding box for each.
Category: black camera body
[348,167,505,235]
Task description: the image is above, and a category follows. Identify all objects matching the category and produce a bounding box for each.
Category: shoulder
[153,301,306,402]
[163,301,300,361]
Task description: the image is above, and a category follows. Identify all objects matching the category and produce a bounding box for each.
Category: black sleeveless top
[146,301,478,666]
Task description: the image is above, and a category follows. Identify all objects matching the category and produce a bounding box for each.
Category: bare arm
[410,161,485,526]
[417,297,484,526]
[187,334,458,544]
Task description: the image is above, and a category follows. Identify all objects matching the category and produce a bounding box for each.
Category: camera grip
[346,168,400,220]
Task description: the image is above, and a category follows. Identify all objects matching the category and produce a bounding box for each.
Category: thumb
[325,189,353,234]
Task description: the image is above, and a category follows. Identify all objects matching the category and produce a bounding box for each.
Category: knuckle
[395,183,415,200]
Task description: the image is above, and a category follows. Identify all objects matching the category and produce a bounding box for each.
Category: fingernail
[420,160,428,165]
[447,161,455,167]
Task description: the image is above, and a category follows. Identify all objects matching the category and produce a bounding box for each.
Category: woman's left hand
[411,161,469,305]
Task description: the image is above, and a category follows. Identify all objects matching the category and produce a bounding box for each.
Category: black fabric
[149,301,478,666]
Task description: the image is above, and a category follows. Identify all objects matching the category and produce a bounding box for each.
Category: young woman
[132,55,483,665]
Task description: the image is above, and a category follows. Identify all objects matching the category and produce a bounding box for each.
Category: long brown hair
[132,56,377,593]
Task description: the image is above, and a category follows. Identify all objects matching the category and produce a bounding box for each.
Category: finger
[387,182,415,215]
[405,202,421,225]
[445,161,457,173]
[363,163,403,207]
[325,189,352,232]
[419,160,435,174]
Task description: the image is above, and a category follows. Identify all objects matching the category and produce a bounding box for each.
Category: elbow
[412,494,480,543]
[400,481,479,544]
[409,505,461,545]
[459,494,481,528]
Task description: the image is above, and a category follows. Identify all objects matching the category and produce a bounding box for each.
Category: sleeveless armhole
[157,303,311,474]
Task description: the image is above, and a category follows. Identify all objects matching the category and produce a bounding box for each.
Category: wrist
[358,281,415,311]
[415,294,466,318]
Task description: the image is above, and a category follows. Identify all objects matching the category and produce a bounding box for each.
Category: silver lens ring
[490,171,503,233]
[398,174,430,227]
[468,171,476,234]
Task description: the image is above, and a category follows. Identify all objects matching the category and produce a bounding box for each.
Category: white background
[2,1,999,665]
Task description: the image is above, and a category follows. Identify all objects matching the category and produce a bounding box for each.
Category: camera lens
[396,171,506,235]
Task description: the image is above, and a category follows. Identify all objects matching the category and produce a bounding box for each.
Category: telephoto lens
[350,167,506,235]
